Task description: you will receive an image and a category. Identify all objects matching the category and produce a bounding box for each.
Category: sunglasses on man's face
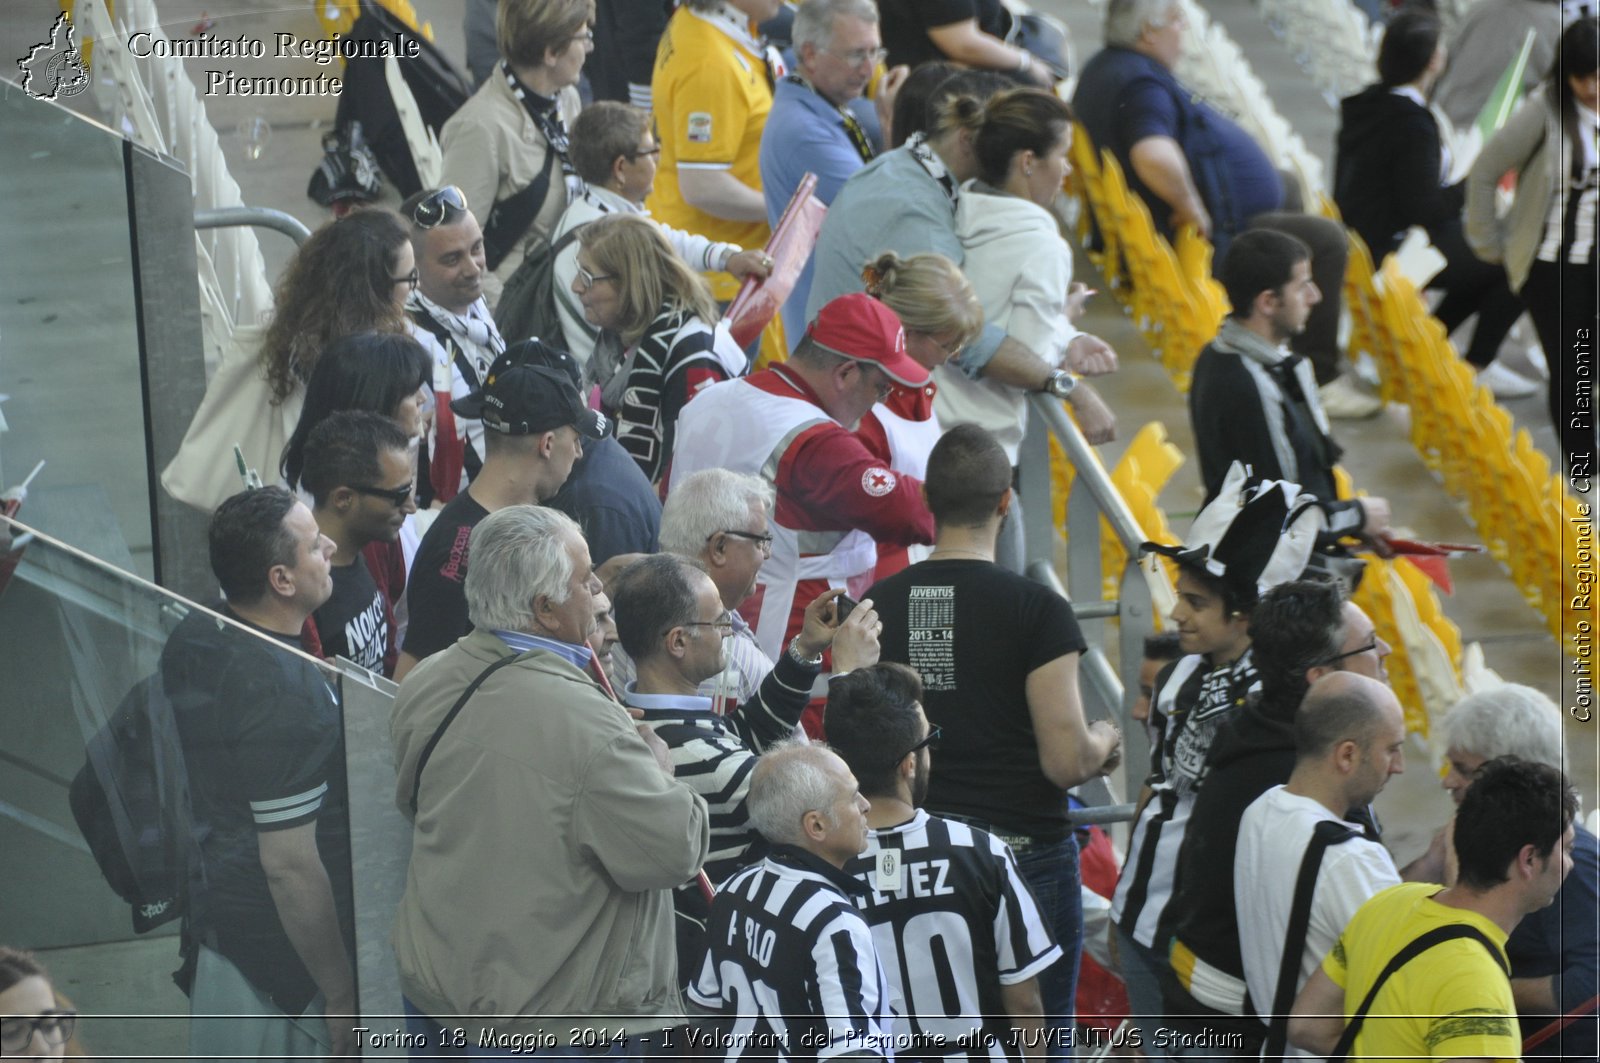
[411,186,468,229]
[352,482,415,508]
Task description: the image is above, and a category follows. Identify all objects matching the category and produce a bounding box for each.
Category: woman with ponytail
[946,86,1110,568]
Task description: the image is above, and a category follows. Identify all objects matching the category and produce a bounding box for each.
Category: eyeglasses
[575,264,617,289]
[826,45,888,66]
[674,612,735,636]
[410,185,468,229]
[1313,638,1379,667]
[392,267,420,289]
[715,529,774,557]
[567,28,596,46]
[1,1011,78,1053]
[889,725,941,764]
[857,361,894,401]
[912,330,967,359]
[628,145,662,160]
[352,482,415,508]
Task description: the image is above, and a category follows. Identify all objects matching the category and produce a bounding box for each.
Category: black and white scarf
[502,61,585,204]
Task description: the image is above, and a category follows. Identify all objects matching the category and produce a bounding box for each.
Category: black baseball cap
[451,341,607,439]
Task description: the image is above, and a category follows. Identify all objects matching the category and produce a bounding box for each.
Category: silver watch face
[1049,372,1076,398]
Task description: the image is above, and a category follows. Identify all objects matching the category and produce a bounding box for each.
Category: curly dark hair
[258,209,412,403]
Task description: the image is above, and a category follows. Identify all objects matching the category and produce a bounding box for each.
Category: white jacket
[941,183,1080,463]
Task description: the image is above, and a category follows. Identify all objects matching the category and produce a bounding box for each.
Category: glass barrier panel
[0,83,154,581]
[0,516,403,1060]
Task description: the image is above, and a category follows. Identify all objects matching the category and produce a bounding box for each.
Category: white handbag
[160,324,301,513]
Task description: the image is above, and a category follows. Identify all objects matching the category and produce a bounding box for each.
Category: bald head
[747,741,870,867]
[1295,672,1406,806]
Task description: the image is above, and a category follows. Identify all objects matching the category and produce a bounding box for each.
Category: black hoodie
[1333,83,1465,261]
[1156,691,1299,1041]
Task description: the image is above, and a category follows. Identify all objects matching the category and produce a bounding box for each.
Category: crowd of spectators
[18,0,1600,1059]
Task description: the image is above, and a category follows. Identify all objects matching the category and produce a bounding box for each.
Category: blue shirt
[547,435,661,567]
[622,685,717,715]
[1074,46,1283,255]
[759,76,871,343]
[492,629,594,671]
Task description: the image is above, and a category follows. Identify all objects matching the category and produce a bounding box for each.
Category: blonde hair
[862,251,983,352]
[579,213,717,344]
[498,0,594,68]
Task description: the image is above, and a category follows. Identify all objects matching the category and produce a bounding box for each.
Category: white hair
[659,469,775,558]
[793,0,879,54]
[1437,683,1565,772]
[465,505,581,632]
[1104,0,1182,48]
[747,739,840,847]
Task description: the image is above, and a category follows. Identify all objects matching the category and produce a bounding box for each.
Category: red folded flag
[1381,537,1484,596]
[724,172,827,350]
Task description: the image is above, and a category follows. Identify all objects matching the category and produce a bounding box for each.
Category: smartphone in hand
[834,594,858,625]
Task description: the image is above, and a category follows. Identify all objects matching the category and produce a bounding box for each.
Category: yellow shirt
[649,4,773,302]
[1323,882,1519,1062]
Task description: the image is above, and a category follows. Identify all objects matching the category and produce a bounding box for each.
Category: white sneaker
[1318,374,1384,420]
[1476,361,1541,400]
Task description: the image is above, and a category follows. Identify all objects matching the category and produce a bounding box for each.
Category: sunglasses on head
[411,186,468,229]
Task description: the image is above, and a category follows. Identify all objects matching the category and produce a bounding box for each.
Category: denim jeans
[1012,831,1083,1062]
[1114,924,1170,1061]
[401,999,645,1061]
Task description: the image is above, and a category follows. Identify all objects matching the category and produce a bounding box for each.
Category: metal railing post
[194,206,312,246]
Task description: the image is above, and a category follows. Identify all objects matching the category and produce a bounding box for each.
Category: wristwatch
[1042,369,1079,399]
[787,635,824,667]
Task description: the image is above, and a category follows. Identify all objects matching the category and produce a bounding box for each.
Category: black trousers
[1522,257,1600,471]
[1427,220,1526,368]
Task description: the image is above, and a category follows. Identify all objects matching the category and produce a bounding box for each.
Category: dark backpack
[68,674,206,934]
[492,224,588,348]
[330,0,472,198]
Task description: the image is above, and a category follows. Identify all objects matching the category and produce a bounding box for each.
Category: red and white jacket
[670,366,934,660]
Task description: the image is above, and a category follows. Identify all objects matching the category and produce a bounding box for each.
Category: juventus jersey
[690,846,896,1062]
[1111,651,1260,948]
[845,811,1062,1061]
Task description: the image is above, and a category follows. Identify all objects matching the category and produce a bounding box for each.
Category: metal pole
[194,206,312,246]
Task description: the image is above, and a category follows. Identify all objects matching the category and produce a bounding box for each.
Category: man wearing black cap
[395,343,608,681]
[526,341,664,570]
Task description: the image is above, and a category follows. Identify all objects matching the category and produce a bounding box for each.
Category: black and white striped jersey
[689,845,896,1062]
[844,811,1062,1061]
[1111,650,1261,948]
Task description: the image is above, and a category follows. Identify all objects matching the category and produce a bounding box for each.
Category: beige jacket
[439,72,582,308]
[390,630,710,1042]
[1465,93,1562,291]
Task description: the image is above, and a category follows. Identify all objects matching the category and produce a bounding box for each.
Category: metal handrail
[194,206,312,246]
[1018,395,1179,821]
[1027,394,1153,558]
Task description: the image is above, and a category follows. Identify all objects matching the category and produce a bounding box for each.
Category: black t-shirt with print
[313,557,387,673]
[402,491,490,661]
[867,558,1085,841]
[161,605,351,1015]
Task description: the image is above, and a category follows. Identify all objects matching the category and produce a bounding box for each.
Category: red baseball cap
[805,293,930,387]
